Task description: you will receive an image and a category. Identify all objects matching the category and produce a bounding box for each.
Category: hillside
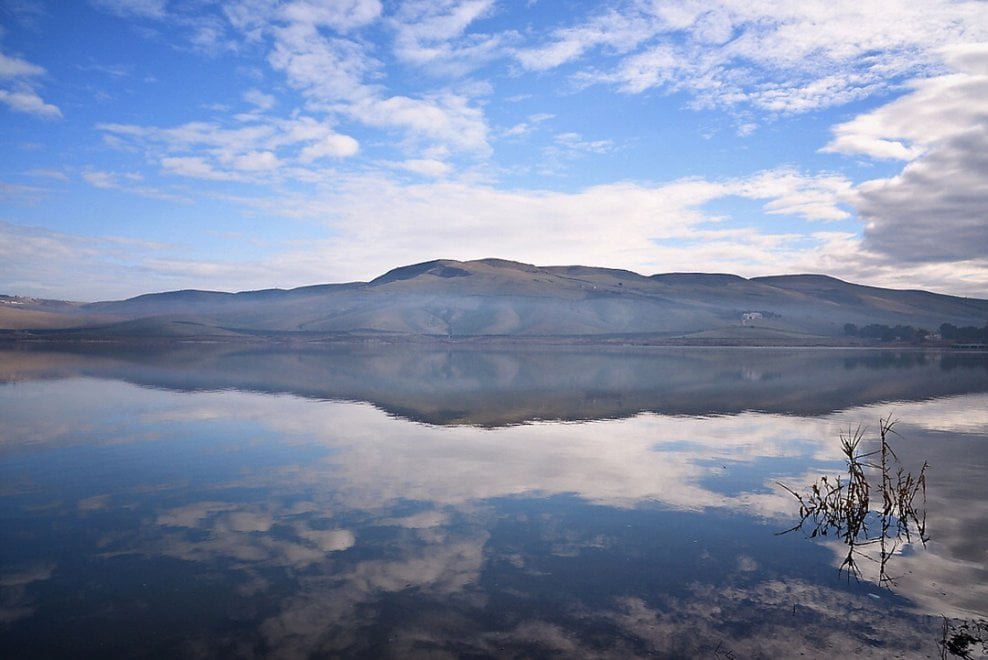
[2,259,987,343]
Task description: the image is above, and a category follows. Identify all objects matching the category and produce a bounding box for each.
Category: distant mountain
[2,259,987,343]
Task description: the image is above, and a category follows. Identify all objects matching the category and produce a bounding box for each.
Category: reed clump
[939,617,988,659]
[778,415,929,587]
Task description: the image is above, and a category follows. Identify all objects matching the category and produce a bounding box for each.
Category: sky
[1,0,987,301]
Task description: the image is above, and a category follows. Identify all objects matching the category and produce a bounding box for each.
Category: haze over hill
[2,259,987,343]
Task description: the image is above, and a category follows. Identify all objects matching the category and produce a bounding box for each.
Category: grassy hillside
[3,259,986,342]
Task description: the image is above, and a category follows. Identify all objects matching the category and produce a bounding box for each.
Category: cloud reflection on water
[1,348,986,656]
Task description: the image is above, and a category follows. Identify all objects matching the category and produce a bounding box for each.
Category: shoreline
[0,331,980,351]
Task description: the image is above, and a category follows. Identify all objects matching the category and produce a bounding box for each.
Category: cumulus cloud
[825,43,988,264]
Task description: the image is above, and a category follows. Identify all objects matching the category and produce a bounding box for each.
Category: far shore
[1,330,983,351]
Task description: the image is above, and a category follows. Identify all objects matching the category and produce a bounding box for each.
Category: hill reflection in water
[0,346,986,657]
[3,344,987,425]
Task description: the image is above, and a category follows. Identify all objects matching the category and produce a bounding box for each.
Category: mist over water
[1,346,986,658]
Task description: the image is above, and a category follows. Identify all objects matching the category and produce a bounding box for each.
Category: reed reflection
[778,416,929,587]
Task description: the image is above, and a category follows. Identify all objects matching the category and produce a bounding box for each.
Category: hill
[2,259,987,343]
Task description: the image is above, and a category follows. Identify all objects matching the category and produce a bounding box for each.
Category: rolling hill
[2,259,987,343]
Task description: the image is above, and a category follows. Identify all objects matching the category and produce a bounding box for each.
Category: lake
[1,345,986,658]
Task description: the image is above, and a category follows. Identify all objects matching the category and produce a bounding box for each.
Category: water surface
[1,346,986,658]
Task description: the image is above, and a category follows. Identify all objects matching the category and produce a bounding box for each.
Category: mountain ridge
[2,258,986,343]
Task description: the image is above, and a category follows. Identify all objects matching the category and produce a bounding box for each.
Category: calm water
[1,345,986,658]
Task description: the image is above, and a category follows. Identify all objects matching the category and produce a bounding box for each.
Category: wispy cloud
[0,51,45,78]
[0,50,61,118]
[391,158,451,178]
[89,0,167,20]
[266,6,492,156]
[81,168,190,202]
[390,0,505,75]
[517,1,988,113]
[99,114,360,182]
[0,180,47,204]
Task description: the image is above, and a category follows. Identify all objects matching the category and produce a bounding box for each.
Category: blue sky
[1,0,987,300]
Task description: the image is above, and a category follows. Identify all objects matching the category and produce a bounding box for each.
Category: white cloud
[224,1,494,157]
[0,167,847,298]
[390,0,504,74]
[100,115,360,180]
[0,52,45,78]
[4,158,987,301]
[0,50,61,119]
[0,220,165,299]
[516,1,988,113]
[824,43,988,264]
[393,0,494,46]
[514,8,655,72]
[5,3,988,299]
[268,22,377,104]
[0,86,61,118]
[26,168,70,181]
[0,180,46,204]
[243,88,276,110]
[734,170,853,222]
[279,0,381,32]
[233,150,281,171]
[79,168,189,202]
[298,133,360,161]
[161,155,239,181]
[352,92,490,153]
[394,158,450,177]
[736,122,756,138]
[502,112,554,138]
[90,0,167,20]
[81,170,117,189]
[554,131,615,154]
[212,170,858,286]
